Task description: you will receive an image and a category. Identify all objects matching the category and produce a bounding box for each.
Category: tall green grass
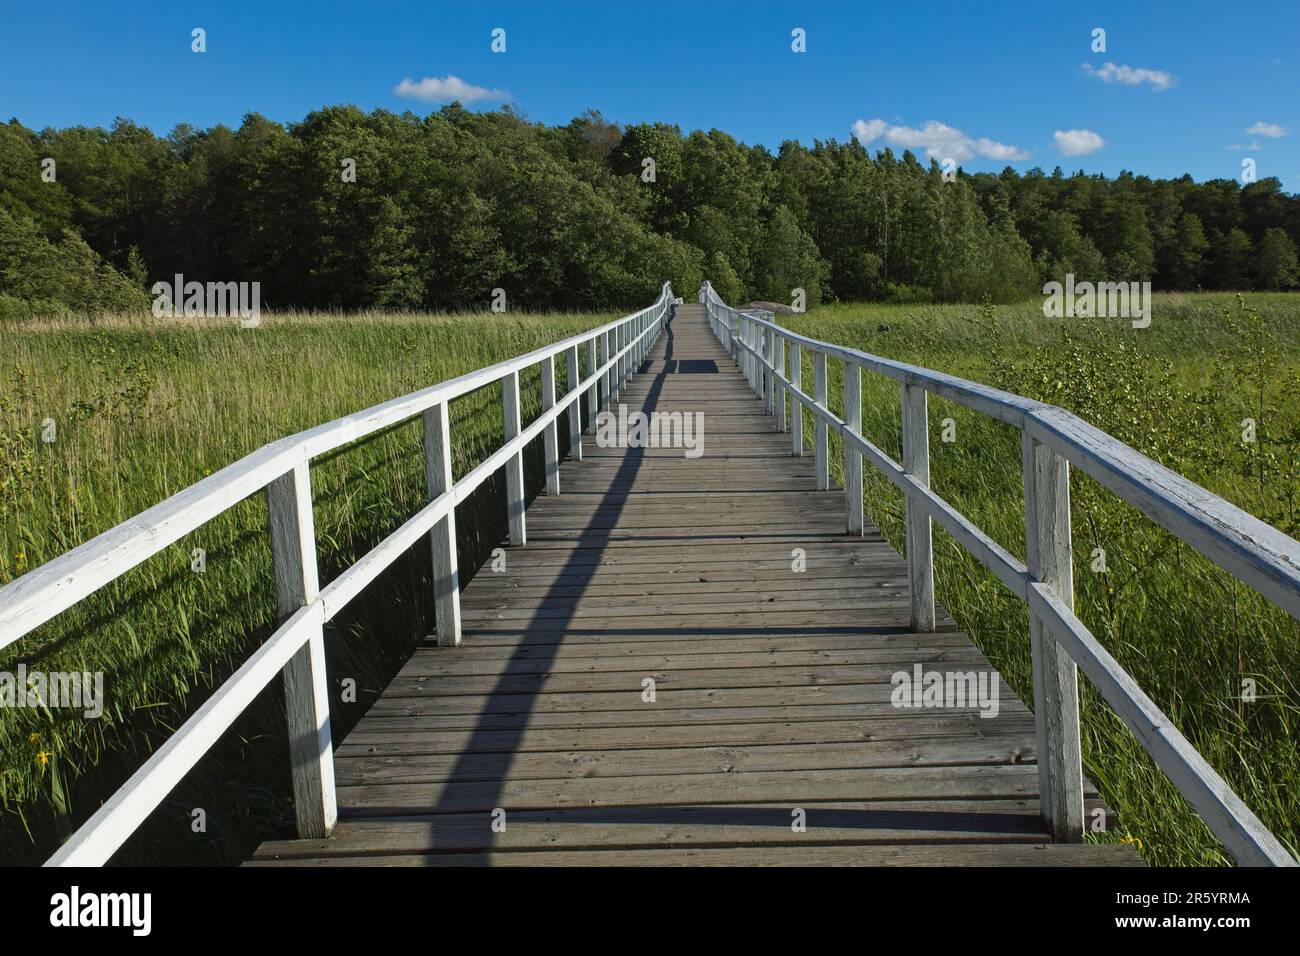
[783,292,1300,865]
[4,294,1297,866]
[0,308,614,864]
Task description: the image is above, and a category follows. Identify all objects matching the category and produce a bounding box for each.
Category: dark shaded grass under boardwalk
[250,305,1141,866]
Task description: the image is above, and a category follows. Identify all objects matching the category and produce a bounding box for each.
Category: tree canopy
[1,106,1297,318]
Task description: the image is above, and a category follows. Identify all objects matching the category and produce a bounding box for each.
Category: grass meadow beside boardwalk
[784,291,1300,866]
[0,308,613,864]
[1,292,1298,866]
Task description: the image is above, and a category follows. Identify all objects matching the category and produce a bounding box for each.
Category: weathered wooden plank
[253,799,1104,860]
[335,736,1034,787]
[247,842,1142,867]
[339,713,1038,755]
[334,764,1077,815]
[363,682,1025,716]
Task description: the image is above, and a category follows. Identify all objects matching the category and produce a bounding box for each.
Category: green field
[783,291,1300,865]
[2,292,1298,866]
[0,308,614,864]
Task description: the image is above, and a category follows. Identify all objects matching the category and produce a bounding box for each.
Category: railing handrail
[0,283,674,649]
[700,280,1298,867]
[5,281,675,865]
[700,282,1300,620]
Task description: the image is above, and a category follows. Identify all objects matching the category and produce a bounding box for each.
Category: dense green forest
[1,104,1298,318]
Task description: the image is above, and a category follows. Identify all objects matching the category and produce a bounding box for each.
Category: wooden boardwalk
[248,305,1141,866]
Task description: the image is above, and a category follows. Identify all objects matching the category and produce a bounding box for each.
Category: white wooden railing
[0,282,677,866]
[701,280,1299,867]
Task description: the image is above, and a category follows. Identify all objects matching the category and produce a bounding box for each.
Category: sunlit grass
[0,308,614,864]
[784,291,1300,866]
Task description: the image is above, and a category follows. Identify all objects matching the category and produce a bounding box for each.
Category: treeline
[1,105,1298,317]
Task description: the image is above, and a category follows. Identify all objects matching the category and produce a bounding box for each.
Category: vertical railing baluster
[813,351,829,489]
[600,331,611,414]
[586,336,598,428]
[759,327,769,413]
[743,317,752,387]
[267,460,337,838]
[900,382,934,632]
[790,342,803,456]
[611,326,620,402]
[566,345,582,460]
[615,322,625,399]
[775,334,787,433]
[503,371,526,545]
[541,355,560,495]
[423,402,461,647]
[739,316,748,382]
[844,360,863,534]
[1023,433,1085,842]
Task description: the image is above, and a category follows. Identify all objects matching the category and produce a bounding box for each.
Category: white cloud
[393,75,509,104]
[1246,121,1288,138]
[1227,142,1263,152]
[851,118,1030,163]
[1053,129,1105,156]
[1080,62,1176,91]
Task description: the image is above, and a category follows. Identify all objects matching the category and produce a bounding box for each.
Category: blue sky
[2,0,1297,188]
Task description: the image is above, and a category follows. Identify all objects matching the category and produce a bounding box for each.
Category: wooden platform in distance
[248,304,1141,867]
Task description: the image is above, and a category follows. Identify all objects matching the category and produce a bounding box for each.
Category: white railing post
[266,461,336,838]
[503,371,526,545]
[763,327,775,415]
[790,342,803,456]
[1023,433,1085,842]
[625,319,633,385]
[422,402,461,647]
[600,331,611,413]
[628,319,636,381]
[613,324,624,400]
[813,350,829,489]
[609,328,618,403]
[738,315,747,380]
[900,383,935,632]
[775,334,787,433]
[586,336,598,427]
[566,345,582,461]
[844,360,863,534]
[742,316,751,385]
[541,355,560,495]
